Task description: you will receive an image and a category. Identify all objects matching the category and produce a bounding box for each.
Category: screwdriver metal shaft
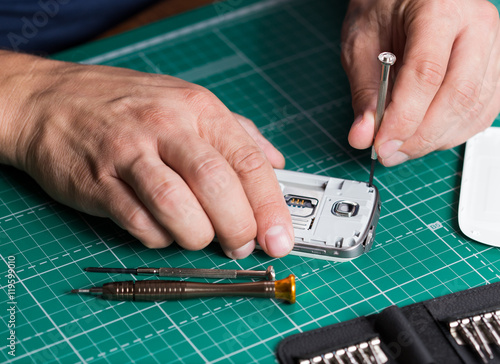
[84,265,276,281]
[369,52,396,187]
[71,275,296,303]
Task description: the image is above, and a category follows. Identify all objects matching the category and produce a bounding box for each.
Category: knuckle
[108,95,168,130]
[73,169,111,211]
[180,87,221,114]
[449,80,483,117]
[179,87,233,129]
[340,36,353,61]
[192,156,234,196]
[108,95,135,116]
[231,145,269,177]
[409,132,438,156]
[193,156,230,183]
[349,83,381,107]
[398,109,421,128]
[412,59,446,88]
[149,179,183,211]
[193,156,234,196]
[341,32,365,61]
[470,100,486,121]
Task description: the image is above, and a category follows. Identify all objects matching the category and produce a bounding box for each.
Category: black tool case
[277,281,500,364]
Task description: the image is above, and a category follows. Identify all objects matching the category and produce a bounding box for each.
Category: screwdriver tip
[84,267,137,274]
[84,267,104,272]
[368,159,376,187]
[71,289,89,294]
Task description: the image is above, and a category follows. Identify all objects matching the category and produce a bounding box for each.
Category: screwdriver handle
[99,275,295,303]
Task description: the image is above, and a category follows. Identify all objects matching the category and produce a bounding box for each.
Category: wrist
[0,51,52,169]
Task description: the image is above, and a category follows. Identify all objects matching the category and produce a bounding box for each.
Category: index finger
[203,113,294,258]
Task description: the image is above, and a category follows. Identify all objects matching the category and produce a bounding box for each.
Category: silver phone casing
[275,169,381,261]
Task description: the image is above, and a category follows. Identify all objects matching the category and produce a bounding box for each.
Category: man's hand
[0,52,294,259]
[341,0,500,166]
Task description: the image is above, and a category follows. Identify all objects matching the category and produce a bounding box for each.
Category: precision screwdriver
[71,275,296,303]
[84,265,276,281]
[369,52,396,187]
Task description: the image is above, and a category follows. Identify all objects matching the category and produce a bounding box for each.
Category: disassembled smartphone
[273,169,381,261]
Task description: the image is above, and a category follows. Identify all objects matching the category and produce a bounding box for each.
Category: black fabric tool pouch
[277,281,500,364]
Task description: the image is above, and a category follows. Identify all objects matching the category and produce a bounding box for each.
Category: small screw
[378,52,396,66]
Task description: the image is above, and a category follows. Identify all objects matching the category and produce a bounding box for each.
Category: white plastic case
[458,127,500,247]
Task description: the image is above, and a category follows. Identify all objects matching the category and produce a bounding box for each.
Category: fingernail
[352,115,364,128]
[364,111,375,127]
[382,151,409,167]
[265,225,293,257]
[378,140,403,159]
[227,240,255,260]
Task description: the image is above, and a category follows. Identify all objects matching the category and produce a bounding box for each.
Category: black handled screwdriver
[71,275,296,303]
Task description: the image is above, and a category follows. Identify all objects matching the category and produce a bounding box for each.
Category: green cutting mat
[2,0,500,362]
